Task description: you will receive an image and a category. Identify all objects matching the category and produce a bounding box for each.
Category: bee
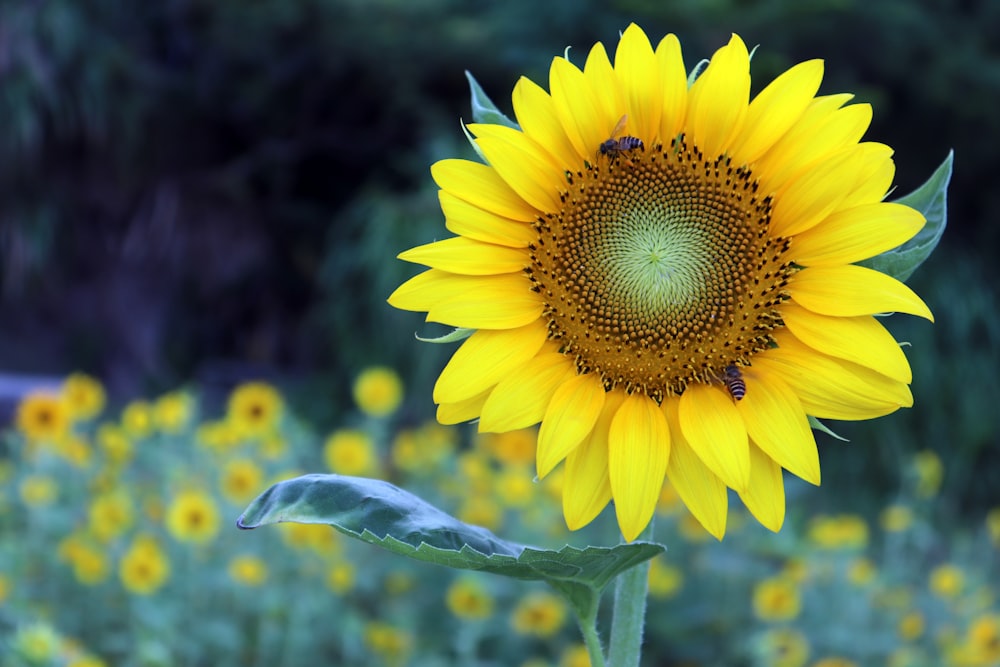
[722,364,746,401]
[598,115,644,161]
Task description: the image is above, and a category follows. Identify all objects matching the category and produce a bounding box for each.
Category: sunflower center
[527,135,795,401]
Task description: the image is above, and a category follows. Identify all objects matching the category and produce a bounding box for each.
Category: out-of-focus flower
[559,644,592,667]
[753,576,802,622]
[929,563,965,599]
[511,591,567,638]
[153,391,194,434]
[16,391,69,443]
[986,507,1000,549]
[353,366,404,417]
[165,489,221,544]
[323,429,379,477]
[19,474,58,507]
[457,495,503,532]
[88,489,134,541]
[227,381,283,437]
[228,555,268,587]
[121,400,154,439]
[62,373,106,421]
[119,534,170,595]
[220,458,264,505]
[807,514,869,549]
[757,628,811,667]
[912,449,943,499]
[476,428,538,467]
[12,622,61,663]
[647,557,683,599]
[495,465,536,508]
[879,504,915,533]
[445,576,495,620]
[96,423,133,466]
[363,622,412,667]
[847,558,877,586]
[325,560,356,594]
[898,611,925,641]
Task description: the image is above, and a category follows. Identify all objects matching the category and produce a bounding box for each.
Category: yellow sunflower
[389,25,932,541]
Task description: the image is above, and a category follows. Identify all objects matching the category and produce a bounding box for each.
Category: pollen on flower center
[527,135,796,401]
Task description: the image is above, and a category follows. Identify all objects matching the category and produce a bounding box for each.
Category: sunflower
[389,24,932,541]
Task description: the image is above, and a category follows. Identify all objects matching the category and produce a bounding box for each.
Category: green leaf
[237,474,663,600]
[465,71,518,129]
[808,415,849,442]
[859,151,952,283]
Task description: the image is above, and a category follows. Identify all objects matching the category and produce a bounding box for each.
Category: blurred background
[0,0,998,665]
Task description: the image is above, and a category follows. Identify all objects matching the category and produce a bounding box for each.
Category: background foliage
[0,0,998,665]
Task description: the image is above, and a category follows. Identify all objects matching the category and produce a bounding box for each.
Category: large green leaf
[860,151,952,282]
[237,474,663,607]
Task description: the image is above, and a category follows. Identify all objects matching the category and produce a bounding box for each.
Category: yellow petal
[608,393,670,541]
[512,76,583,169]
[427,274,544,329]
[840,142,895,208]
[470,124,563,212]
[537,372,607,478]
[769,145,866,237]
[663,399,728,540]
[678,383,750,492]
[562,390,627,530]
[654,33,687,140]
[437,389,491,425]
[686,34,750,157]
[736,367,820,484]
[398,236,529,275]
[737,441,786,532]
[755,331,913,420]
[478,352,577,432]
[755,96,870,195]
[433,320,549,404]
[793,202,925,267]
[790,265,934,322]
[614,23,661,144]
[730,59,824,164]
[431,159,537,221]
[781,302,912,383]
[583,41,626,142]
[440,191,536,248]
[549,56,614,162]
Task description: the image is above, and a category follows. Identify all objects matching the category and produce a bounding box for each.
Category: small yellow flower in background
[165,489,221,544]
[758,628,811,667]
[96,423,133,465]
[753,576,802,622]
[119,534,170,595]
[383,570,415,596]
[228,555,268,586]
[812,658,858,667]
[88,489,134,541]
[325,560,356,594]
[781,558,810,584]
[511,591,567,638]
[363,622,412,667]
[986,507,1000,549]
[323,429,379,476]
[220,458,264,504]
[58,535,110,586]
[390,24,932,541]
[898,611,925,641]
[121,400,153,439]
[647,557,683,599]
[476,428,538,467]
[16,391,69,443]
[959,613,1000,665]
[391,421,457,473]
[807,514,869,549]
[257,434,288,460]
[62,373,106,421]
[54,435,93,468]
[559,644,592,667]
[12,622,61,663]
[352,366,404,417]
[847,558,877,586]
[279,522,340,554]
[227,381,283,437]
[457,495,503,532]
[655,482,684,516]
[67,656,107,667]
[929,563,965,599]
[912,449,943,499]
[445,576,495,620]
[153,391,194,434]
[495,465,536,508]
[879,504,914,533]
[19,474,58,507]
[196,419,242,451]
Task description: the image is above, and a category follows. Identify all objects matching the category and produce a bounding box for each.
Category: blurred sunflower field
[1,0,999,666]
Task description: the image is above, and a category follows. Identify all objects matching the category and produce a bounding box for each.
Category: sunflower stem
[606,521,654,667]
[576,602,607,667]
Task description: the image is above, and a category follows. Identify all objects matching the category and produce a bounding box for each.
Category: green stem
[577,603,607,667]
[606,521,654,667]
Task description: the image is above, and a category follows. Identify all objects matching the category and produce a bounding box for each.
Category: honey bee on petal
[598,115,644,162]
[722,364,746,401]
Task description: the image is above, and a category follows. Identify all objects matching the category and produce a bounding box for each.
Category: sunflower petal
[431,159,537,221]
[614,23,661,144]
[512,76,582,169]
[422,274,544,329]
[794,202,925,267]
[791,265,934,321]
[738,441,786,532]
[537,372,607,478]
[781,302,912,383]
[562,390,626,530]
[437,388,491,425]
[549,57,614,162]
[608,393,670,541]
[478,353,577,432]
[398,236,529,275]
[731,59,824,164]
[737,367,820,484]
[469,124,563,212]
[664,399,728,540]
[584,41,626,134]
[687,34,750,156]
[654,33,687,139]
[434,320,549,404]
[770,145,868,237]
[439,191,536,248]
[678,383,750,492]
